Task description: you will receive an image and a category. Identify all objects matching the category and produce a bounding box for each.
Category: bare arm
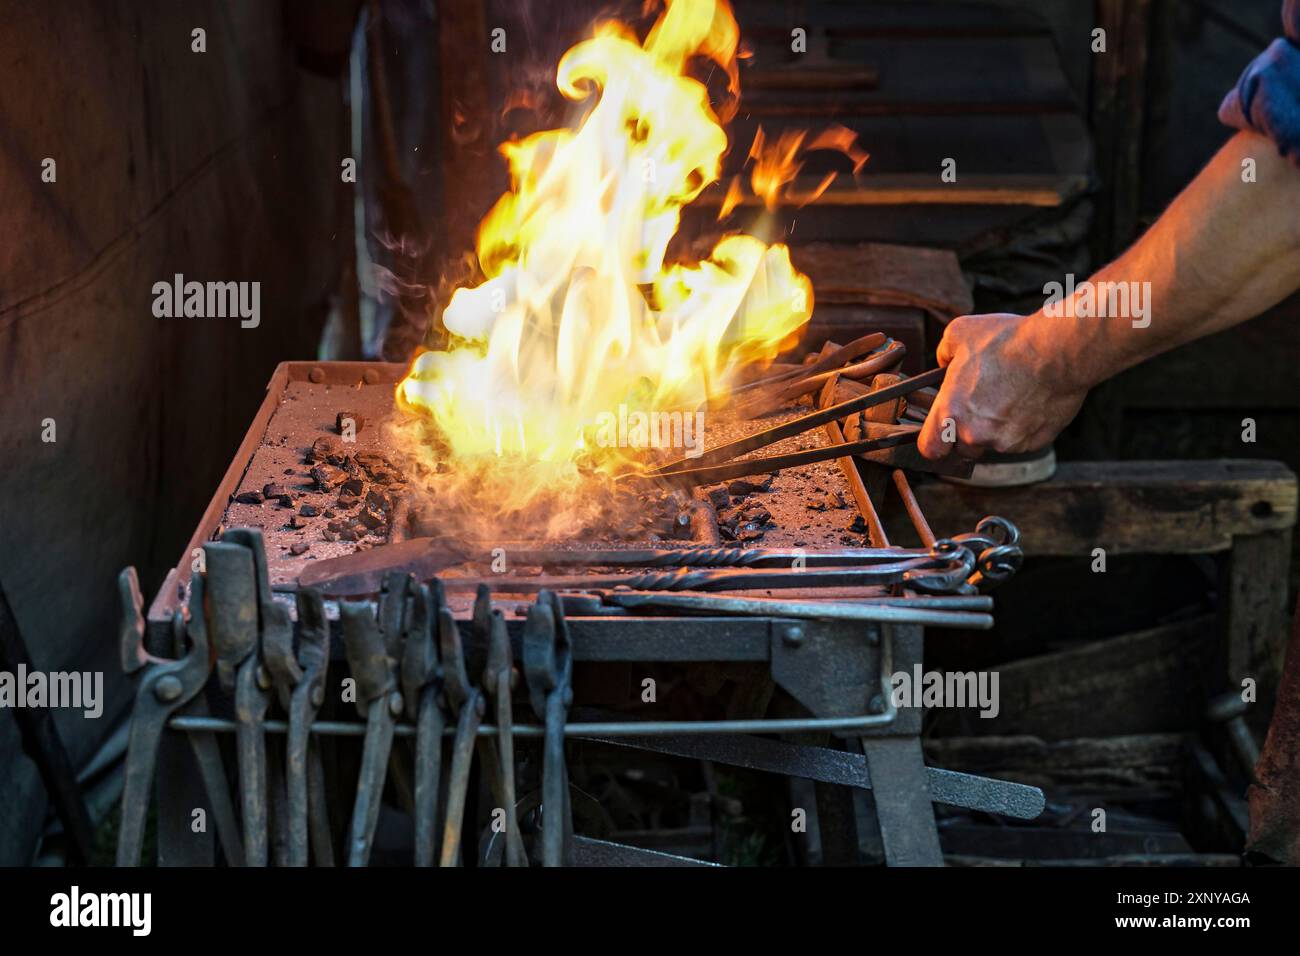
[919,130,1300,459]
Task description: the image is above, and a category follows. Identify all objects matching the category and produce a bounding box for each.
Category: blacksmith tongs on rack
[522,590,575,866]
[481,595,528,866]
[206,528,290,867]
[400,579,443,866]
[266,586,334,867]
[437,597,484,866]
[433,586,529,866]
[117,568,244,866]
[339,596,404,866]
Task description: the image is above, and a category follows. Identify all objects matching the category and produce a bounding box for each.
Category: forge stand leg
[859,736,943,866]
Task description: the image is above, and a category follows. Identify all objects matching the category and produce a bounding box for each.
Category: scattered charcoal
[727,474,776,496]
[283,468,295,475]
[341,477,365,497]
[365,488,391,513]
[737,523,766,542]
[337,494,360,510]
[299,504,319,517]
[338,528,359,542]
[705,485,731,511]
[310,464,347,491]
[716,505,743,531]
[336,411,365,435]
[326,519,349,533]
[263,482,288,499]
[740,503,771,524]
[358,505,386,530]
[308,436,344,465]
[806,491,846,512]
[289,542,311,556]
[354,452,387,470]
[276,494,294,507]
[718,525,737,541]
[847,515,867,534]
[370,468,401,484]
[343,457,365,480]
[323,508,337,518]
[321,529,338,542]
[234,490,265,505]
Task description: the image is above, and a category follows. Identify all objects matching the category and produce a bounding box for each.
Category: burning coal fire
[395,0,864,535]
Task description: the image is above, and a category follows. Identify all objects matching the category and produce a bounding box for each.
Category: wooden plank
[1223,530,1293,717]
[792,242,973,318]
[902,460,1298,556]
[927,616,1216,739]
[742,32,1075,110]
[1090,0,1153,257]
[938,822,1192,860]
[924,733,1186,796]
[698,174,1088,209]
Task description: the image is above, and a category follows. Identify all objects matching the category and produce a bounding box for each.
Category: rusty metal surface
[164,362,889,611]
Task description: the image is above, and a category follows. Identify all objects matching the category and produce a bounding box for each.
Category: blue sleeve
[1219,0,1300,164]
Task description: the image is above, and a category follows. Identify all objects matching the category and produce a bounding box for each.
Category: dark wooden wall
[0,1,346,863]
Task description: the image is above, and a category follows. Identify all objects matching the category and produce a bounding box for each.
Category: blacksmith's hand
[918,312,1089,460]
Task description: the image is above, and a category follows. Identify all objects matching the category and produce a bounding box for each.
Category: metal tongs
[645,367,946,487]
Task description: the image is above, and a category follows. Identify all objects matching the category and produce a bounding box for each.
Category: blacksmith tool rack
[115,359,1044,867]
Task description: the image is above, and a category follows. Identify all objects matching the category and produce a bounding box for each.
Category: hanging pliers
[400,579,444,866]
[522,590,575,866]
[117,568,243,866]
[437,599,484,866]
[339,596,403,866]
[206,529,287,867]
[480,592,528,866]
[265,585,334,866]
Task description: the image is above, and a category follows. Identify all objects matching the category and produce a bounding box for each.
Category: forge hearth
[120,358,1037,868]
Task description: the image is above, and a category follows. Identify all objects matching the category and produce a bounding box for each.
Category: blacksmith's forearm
[1025,131,1300,391]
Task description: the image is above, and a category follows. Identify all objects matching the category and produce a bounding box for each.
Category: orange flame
[395,0,823,532]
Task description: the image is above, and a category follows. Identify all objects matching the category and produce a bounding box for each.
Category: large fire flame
[396,0,850,534]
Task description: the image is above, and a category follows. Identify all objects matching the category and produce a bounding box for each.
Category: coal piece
[311,464,348,491]
[336,411,365,435]
[728,475,773,496]
[308,436,345,465]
